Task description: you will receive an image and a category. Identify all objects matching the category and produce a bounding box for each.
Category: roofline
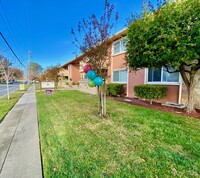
[62,27,128,68]
[62,53,85,68]
[108,27,128,41]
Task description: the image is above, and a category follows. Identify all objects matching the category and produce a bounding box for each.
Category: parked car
[8,80,13,84]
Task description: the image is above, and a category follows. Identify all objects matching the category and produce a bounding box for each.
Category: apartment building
[61,28,200,108]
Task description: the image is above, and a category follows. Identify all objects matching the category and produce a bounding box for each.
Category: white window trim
[111,68,128,84]
[146,67,181,85]
[112,37,127,56]
[112,51,126,57]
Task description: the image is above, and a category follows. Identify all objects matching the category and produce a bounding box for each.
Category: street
[0,83,20,99]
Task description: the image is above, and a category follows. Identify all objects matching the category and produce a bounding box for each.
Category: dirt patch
[109,96,200,119]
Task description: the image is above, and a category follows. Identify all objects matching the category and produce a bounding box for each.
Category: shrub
[72,81,79,85]
[106,83,124,96]
[134,85,167,104]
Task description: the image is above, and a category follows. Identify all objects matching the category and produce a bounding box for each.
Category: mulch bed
[109,96,200,119]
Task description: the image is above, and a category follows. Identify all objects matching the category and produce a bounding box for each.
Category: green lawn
[36,90,200,178]
[0,84,31,122]
[0,92,24,122]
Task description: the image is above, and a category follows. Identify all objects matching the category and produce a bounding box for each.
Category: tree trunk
[179,67,196,113]
[103,91,106,116]
[6,80,10,100]
[55,82,57,92]
[100,87,104,116]
[187,73,195,113]
[97,85,107,118]
[102,81,106,116]
[39,82,42,92]
[98,86,102,116]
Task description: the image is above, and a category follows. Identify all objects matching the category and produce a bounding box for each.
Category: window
[113,69,128,83]
[113,38,127,55]
[148,67,179,83]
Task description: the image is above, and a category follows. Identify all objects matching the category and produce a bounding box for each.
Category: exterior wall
[65,31,184,105]
[109,52,128,95]
[112,53,126,69]
[107,48,112,83]
[107,62,112,83]
[58,68,69,87]
[59,68,69,77]
[143,68,180,103]
[109,50,179,103]
[127,68,180,103]
[70,64,80,82]
[67,53,180,104]
[158,85,179,103]
[128,69,145,97]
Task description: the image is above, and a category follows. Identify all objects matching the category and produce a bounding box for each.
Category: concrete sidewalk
[0,85,42,178]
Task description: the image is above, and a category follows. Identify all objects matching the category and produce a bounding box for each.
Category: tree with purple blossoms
[71,0,118,117]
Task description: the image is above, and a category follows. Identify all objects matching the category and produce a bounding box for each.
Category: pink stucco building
[61,28,196,106]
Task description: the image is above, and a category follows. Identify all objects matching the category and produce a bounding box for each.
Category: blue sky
[0,0,157,70]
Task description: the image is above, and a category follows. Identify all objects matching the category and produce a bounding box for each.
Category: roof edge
[62,27,128,68]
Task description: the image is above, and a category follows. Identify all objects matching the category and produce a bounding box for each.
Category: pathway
[0,85,42,178]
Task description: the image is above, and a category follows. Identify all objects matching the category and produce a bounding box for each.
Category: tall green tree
[44,66,60,91]
[12,68,23,80]
[126,0,200,112]
[28,62,43,80]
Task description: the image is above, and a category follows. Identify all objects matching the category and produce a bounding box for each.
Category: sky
[0,0,158,70]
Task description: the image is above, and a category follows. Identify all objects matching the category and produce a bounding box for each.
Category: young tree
[36,73,46,92]
[71,0,118,117]
[44,66,60,91]
[126,0,200,113]
[0,55,13,99]
[12,68,23,80]
[28,62,43,80]
[36,73,47,92]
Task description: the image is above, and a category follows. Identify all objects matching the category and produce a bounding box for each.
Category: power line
[0,32,26,68]
[0,0,23,56]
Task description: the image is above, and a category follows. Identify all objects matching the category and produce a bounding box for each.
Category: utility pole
[28,50,31,84]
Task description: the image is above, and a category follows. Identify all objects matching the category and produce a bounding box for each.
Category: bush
[72,81,79,85]
[106,83,124,96]
[134,85,167,104]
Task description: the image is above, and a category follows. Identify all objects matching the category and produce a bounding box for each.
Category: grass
[0,84,31,122]
[36,90,200,178]
[0,91,24,122]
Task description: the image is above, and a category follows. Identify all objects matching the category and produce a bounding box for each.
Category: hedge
[134,85,167,103]
[106,83,124,96]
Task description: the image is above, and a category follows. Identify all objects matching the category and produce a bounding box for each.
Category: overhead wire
[0,8,16,49]
[0,32,26,68]
[0,0,28,69]
[0,0,23,56]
